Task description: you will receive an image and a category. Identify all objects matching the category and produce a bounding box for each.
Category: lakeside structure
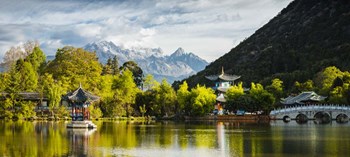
[205,67,241,115]
[280,91,326,106]
[64,84,99,128]
[0,92,49,113]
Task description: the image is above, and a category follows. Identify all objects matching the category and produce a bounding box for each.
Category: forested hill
[183,0,350,89]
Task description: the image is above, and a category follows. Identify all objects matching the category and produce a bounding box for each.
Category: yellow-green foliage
[294,80,314,92]
[188,85,216,116]
[315,66,344,94]
[152,79,177,116]
[44,46,102,91]
[176,81,190,111]
[266,78,283,98]
[226,82,244,100]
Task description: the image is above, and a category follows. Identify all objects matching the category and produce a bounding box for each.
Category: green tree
[102,58,113,75]
[44,46,102,91]
[176,81,190,113]
[42,73,65,117]
[112,69,140,117]
[294,80,314,93]
[152,79,177,117]
[0,69,21,119]
[226,82,245,100]
[225,82,245,111]
[17,101,36,119]
[249,83,275,114]
[143,74,159,90]
[102,56,119,75]
[139,104,147,117]
[25,46,46,73]
[111,56,119,75]
[89,104,103,119]
[314,66,343,95]
[135,90,157,117]
[328,86,347,104]
[15,59,38,92]
[187,85,216,116]
[266,78,283,100]
[120,61,144,88]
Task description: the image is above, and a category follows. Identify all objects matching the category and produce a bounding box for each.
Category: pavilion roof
[280,91,326,105]
[216,93,226,102]
[67,84,99,103]
[205,67,241,81]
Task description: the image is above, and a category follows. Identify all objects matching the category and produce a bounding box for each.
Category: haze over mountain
[84,41,208,83]
[184,0,350,89]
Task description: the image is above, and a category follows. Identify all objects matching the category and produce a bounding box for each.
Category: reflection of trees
[94,121,137,148]
[1,121,350,157]
[0,121,69,156]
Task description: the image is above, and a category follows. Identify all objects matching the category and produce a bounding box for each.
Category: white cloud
[0,0,292,62]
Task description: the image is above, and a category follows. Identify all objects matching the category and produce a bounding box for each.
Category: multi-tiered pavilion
[205,67,241,115]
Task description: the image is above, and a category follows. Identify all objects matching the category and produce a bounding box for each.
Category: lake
[0,120,349,157]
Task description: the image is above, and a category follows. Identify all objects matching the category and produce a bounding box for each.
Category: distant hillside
[184,0,350,89]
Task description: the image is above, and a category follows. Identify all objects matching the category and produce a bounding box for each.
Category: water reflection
[66,128,96,156]
[0,120,350,157]
[216,122,226,157]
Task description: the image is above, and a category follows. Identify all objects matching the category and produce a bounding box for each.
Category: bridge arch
[314,111,331,124]
[336,113,349,123]
[296,113,308,124]
[282,115,291,123]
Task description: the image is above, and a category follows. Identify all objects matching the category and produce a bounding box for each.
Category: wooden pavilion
[65,84,99,128]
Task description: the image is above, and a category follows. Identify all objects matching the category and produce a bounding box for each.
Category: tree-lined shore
[1,41,349,120]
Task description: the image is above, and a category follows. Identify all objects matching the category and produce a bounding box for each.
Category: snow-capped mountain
[84,41,208,83]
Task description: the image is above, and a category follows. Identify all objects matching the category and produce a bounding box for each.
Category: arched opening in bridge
[314,112,331,124]
[283,116,291,123]
[296,114,308,124]
[336,114,349,123]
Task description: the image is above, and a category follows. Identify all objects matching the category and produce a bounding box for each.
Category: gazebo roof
[205,67,241,81]
[67,84,100,103]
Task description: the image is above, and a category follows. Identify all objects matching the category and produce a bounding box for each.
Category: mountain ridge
[183,0,350,89]
[83,41,209,83]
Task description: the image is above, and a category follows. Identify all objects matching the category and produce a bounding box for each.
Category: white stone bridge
[270,104,350,123]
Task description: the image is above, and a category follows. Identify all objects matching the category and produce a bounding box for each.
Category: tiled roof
[281,91,326,105]
[0,92,48,100]
[66,85,99,103]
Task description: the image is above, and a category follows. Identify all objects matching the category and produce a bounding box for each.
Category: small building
[62,84,99,121]
[205,67,241,114]
[0,92,49,113]
[64,84,99,128]
[280,91,326,106]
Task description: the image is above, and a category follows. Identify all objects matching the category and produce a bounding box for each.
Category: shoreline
[183,115,270,121]
[1,115,271,122]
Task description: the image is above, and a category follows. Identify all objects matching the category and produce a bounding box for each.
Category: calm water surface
[0,120,349,157]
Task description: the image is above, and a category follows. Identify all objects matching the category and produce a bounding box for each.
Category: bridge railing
[270,104,350,115]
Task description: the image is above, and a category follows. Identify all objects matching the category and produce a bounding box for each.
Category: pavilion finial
[79,82,82,88]
[221,66,224,75]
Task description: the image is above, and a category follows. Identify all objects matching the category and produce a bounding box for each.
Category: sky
[0,0,292,62]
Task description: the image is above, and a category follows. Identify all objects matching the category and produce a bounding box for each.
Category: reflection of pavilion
[205,67,240,114]
[216,122,226,154]
[65,84,99,128]
[67,128,97,156]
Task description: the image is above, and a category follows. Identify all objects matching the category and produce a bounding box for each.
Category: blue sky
[0,0,292,62]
